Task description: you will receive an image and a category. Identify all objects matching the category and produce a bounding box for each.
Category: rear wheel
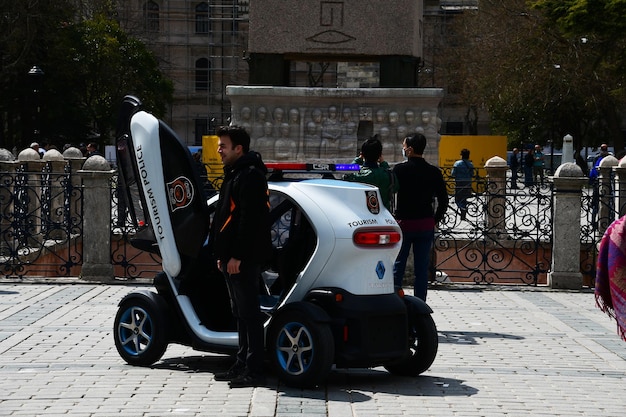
[384,312,438,376]
[114,297,168,366]
[268,305,334,387]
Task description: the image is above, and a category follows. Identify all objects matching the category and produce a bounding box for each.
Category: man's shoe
[229,371,266,388]
[214,362,245,381]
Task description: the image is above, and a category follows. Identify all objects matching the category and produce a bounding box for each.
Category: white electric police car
[112,96,438,387]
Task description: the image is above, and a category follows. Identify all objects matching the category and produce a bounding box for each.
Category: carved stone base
[227,86,444,165]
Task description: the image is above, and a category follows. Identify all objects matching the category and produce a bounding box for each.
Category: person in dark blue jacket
[451,148,475,219]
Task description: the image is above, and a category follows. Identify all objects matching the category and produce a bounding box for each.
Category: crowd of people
[29,141,102,158]
[507,143,614,189]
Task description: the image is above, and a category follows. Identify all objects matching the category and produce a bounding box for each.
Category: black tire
[113,297,168,366]
[268,305,334,387]
[384,312,438,376]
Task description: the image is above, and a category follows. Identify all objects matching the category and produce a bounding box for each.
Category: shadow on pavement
[439,330,524,345]
[318,369,478,398]
[152,355,479,398]
[152,354,232,373]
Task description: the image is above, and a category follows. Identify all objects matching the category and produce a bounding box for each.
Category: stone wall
[226,86,444,164]
[248,0,422,58]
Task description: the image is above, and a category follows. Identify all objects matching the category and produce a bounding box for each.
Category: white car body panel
[267,180,400,301]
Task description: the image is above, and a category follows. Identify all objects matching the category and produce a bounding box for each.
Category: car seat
[268,204,316,296]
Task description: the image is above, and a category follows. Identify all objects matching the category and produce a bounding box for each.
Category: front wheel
[267,305,334,387]
[384,312,438,376]
[113,297,168,366]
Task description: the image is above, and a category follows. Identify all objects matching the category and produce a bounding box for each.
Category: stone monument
[231,0,443,165]
[227,86,443,164]
[248,0,422,86]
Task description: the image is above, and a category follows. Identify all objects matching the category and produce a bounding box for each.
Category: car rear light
[353,229,401,246]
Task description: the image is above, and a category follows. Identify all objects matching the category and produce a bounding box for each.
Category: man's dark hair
[461,148,470,159]
[216,125,250,153]
[361,137,383,162]
[404,133,427,155]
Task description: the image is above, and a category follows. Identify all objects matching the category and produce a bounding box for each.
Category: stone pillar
[484,156,508,235]
[615,156,626,217]
[597,155,619,235]
[562,134,574,164]
[78,155,115,281]
[549,163,587,289]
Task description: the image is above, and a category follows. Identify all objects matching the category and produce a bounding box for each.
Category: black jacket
[210,151,272,266]
[392,156,448,223]
[524,152,534,167]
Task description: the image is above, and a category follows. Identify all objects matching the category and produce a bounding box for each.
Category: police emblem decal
[365,190,380,214]
[167,176,194,212]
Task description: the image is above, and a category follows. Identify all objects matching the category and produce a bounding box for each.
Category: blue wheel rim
[117,306,154,356]
[275,322,314,375]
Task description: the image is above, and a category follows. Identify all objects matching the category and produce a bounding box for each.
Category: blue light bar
[333,164,360,171]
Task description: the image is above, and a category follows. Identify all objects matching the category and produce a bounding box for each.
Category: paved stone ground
[0,281,625,416]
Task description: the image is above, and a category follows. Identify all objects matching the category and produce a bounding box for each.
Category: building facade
[117,1,250,145]
[117,0,482,146]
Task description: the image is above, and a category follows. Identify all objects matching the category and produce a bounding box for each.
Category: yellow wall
[439,135,507,193]
[202,135,224,188]
[440,135,507,171]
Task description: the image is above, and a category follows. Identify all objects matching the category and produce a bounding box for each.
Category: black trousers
[221,262,265,375]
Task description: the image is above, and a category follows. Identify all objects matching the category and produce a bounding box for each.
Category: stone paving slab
[0,282,625,416]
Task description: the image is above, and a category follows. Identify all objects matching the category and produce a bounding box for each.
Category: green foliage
[0,2,172,150]
[46,14,173,144]
[531,0,626,37]
[0,0,77,148]
[528,0,626,150]
[442,0,626,150]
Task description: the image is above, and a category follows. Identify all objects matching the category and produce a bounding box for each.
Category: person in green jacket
[344,136,398,212]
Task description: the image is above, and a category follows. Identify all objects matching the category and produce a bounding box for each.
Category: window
[195,2,210,34]
[195,58,210,91]
[143,1,159,32]
[217,3,238,34]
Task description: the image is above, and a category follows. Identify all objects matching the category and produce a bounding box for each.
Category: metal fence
[106,174,161,280]
[0,165,615,284]
[434,169,554,285]
[0,163,83,277]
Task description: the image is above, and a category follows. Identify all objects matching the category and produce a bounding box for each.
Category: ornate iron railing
[0,163,614,285]
[0,163,83,278]
[435,169,553,285]
[109,174,162,280]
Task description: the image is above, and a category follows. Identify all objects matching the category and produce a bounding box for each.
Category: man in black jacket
[210,125,272,388]
[393,133,448,301]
